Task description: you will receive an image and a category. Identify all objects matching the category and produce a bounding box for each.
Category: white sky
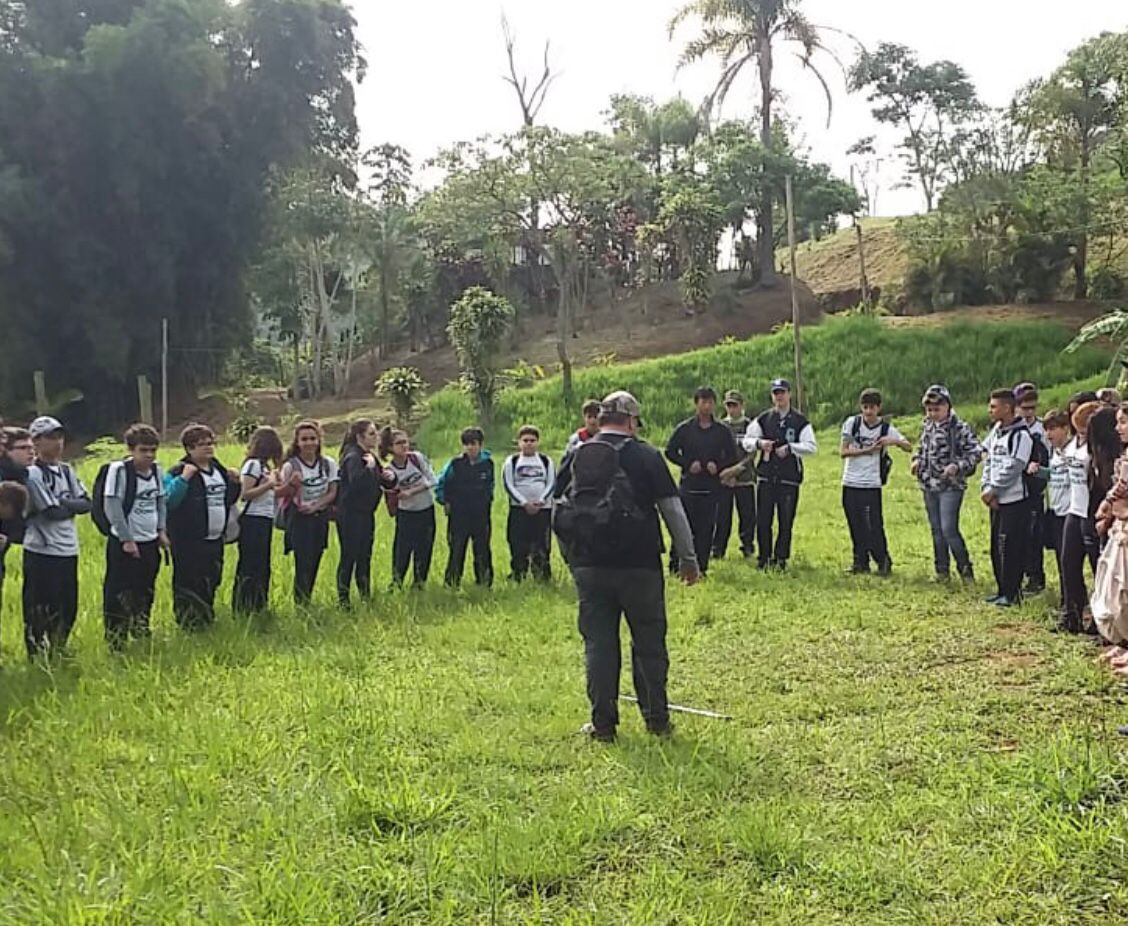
[353,0,1127,216]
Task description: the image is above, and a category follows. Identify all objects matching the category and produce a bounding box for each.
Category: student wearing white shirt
[503,425,556,582]
[233,427,284,614]
[383,428,437,589]
[279,421,339,605]
[1041,410,1073,628]
[23,416,91,657]
[101,424,169,649]
[1059,397,1100,632]
[164,423,240,630]
[741,379,818,570]
[839,389,911,576]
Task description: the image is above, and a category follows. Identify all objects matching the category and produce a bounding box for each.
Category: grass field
[2,424,1128,923]
[1,318,1126,924]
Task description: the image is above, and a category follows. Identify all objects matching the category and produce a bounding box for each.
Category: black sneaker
[648,722,675,739]
[1118,725,1128,737]
[984,594,1003,604]
[1024,583,1046,595]
[578,722,616,743]
[847,564,870,575]
[992,596,1019,608]
[877,560,893,578]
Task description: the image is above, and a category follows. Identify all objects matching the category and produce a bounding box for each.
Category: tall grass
[420,316,1109,455]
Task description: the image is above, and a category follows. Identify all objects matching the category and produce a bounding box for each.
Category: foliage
[849,42,982,211]
[447,287,515,421]
[420,314,1109,452]
[670,0,842,287]
[375,365,428,427]
[0,0,364,429]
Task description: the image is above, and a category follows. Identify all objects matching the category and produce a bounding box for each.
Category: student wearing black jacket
[436,428,495,588]
[164,424,241,630]
[0,427,32,634]
[664,386,739,576]
[336,419,397,606]
[742,379,818,570]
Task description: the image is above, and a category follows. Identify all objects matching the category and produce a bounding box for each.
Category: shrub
[376,366,428,427]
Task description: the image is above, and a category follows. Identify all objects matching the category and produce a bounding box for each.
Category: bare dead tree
[501,13,557,128]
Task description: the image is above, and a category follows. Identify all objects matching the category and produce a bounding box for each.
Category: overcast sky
[353,1,1127,216]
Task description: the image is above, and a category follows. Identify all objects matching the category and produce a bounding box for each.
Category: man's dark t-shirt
[555,431,678,571]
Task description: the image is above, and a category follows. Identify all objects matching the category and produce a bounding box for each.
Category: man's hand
[910,459,921,477]
[774,444,790,459]
[181,464,198,481]
[980,490,997,509]
[706,461,718,476]
[523,502,539,515]
[679,559,700,586]
[689,461,703,475]
[758,439,774,453]
[123,541,140,558]
[1026,461,1040,476]
[942,463,960,480]
[363,453,376,469]
[158,530,171,551]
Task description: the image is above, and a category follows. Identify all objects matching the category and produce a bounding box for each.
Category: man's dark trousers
[1024,496,1047,589]
[842,486,890,570]
[445,516,493,587]
[172,538,223,629]
[103,539,160,648]
[756,480,800,567]
[990,499,1030,601]
[713,485,755,558]
[507,507,551,581]
[23,550,78,658]
[671,488,719,576]
[573,567,669,734]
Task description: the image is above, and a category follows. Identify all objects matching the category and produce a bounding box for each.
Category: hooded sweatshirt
[435,450,494,521]
[981,419,1033,506]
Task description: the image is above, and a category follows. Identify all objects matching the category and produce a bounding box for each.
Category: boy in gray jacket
[980,389,1034,607]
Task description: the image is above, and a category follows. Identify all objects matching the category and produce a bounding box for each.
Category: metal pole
[620,695,733,721]
[784,175,804,412]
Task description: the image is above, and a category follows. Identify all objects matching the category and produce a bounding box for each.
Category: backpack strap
[851,415,862,442]
[121,458,138,517]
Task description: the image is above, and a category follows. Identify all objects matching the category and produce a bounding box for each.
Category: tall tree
[0,0,364,426]
[849,43,980,212]
[670,0,840,288]
[1023,31,1128,298]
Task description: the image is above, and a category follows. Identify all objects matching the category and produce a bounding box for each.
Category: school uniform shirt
[840,416,906,489]
[1048,447,1071,517]
[980,420,1033,506]
[1064,437,1091,519]
[106,462,166,543]
[241,459,276,519]
[391,453,436,513]
[293,457,340,508]
[202,465,231,540]
[503,452,556,507]
[24,462,88,557]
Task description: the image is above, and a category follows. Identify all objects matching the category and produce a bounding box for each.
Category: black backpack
[552,439,649,561]
[1009,426,1048,496]
[851,416,893,486]
[91,459,137,537]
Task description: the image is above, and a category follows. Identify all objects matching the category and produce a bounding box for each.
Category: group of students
[0,414,561,658]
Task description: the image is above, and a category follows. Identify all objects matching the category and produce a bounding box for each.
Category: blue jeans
[923,489,973,577]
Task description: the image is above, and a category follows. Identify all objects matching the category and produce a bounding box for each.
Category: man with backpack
[840,389,912,575]
[741,379,817,571]
[1014,383,1051,594]
[95,423,170,649]
[23,416,91,658]
[554,391,699,743]
[981,389,1035,607]
[912,385,983,583]
[664,387,739,576]
[502,425,555,582]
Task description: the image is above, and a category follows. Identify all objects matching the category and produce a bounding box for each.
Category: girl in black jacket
[336,419,396,606]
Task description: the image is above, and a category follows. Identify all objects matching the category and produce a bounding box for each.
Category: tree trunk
[757,28,778,288]
[309,246,323,399]
[1076,137,1092,300]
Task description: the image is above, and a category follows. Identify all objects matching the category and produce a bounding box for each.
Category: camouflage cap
[601,390,643,423]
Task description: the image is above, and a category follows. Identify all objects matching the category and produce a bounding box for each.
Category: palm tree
[670,0,840,287]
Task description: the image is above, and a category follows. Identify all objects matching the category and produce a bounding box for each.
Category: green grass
[2,426,1128,923]
[1,317,1125,923]
[421,315,1110,453]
